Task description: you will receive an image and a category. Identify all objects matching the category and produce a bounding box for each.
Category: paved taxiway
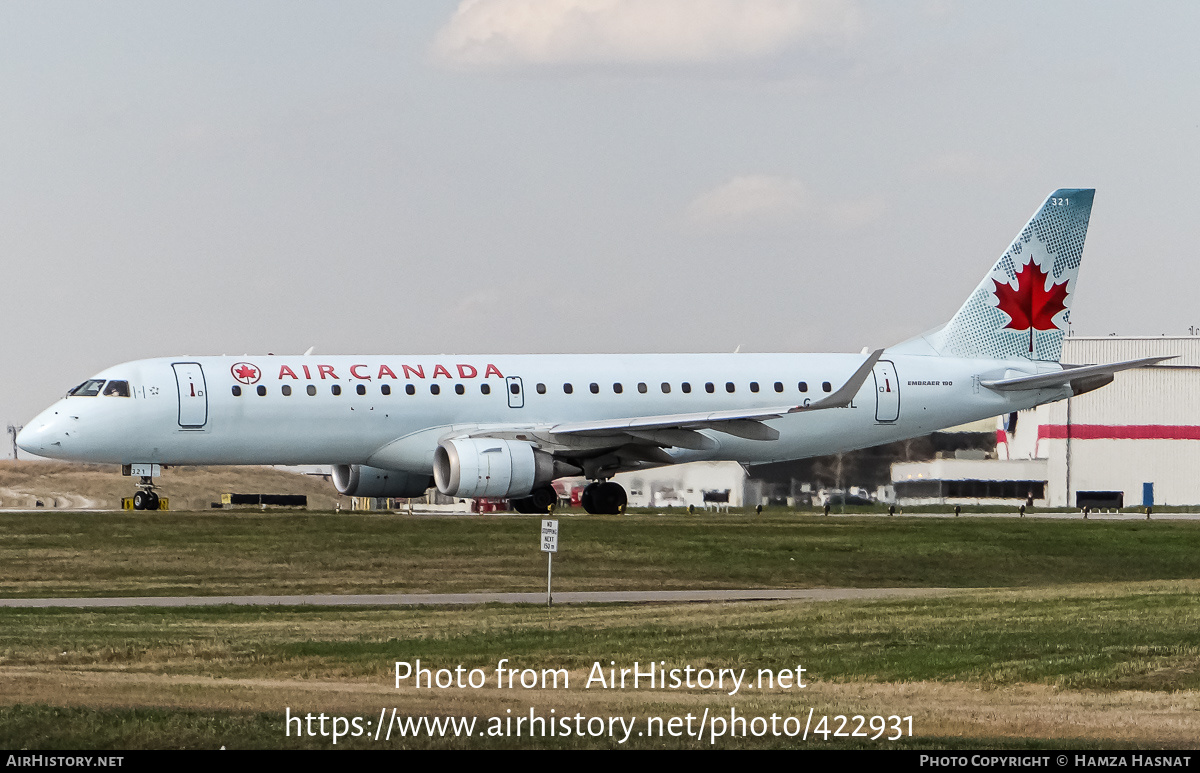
[0,587,957,608]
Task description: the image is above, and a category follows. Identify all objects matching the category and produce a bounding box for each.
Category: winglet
[790,349,883,413]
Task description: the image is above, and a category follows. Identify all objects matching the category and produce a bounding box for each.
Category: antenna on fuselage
[303,346,315,356]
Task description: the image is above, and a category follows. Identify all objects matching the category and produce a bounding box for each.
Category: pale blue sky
[4,1,1199,431]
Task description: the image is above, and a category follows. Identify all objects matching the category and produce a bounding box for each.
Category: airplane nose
[16,408,72,458]
[16,421,48,456]
[15,425,30,452]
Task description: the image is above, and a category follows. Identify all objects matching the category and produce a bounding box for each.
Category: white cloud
[687,175,813,226]
[431,0,862,69]
[825,196,887,229]
[921,151,1009,181]
[687,175,885,231]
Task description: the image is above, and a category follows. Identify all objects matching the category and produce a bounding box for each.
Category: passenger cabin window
[482,384,492,395]
[535,383,545,394]
[331,385,342,396]
[405,384,415,395]
[725,382,735,393]
[563,383,573,394]
[613,383,623,394]
[283,385,293,396]
[661,382,670,394]
[682,382,691,393]
[638,383,647,394]
[431,384,441,395]
[232,385,242,397]
[798,382,808,393]
[307,385,317,396]
[822,381,832,392]
[705,382,715,394]
[103,380,130,397]
[774,381,783,393]
[590,383,599,394]
[380,384,390,396]
[455,384,465,395]
[357,384,366,395]
[750,382,759,393]
[257,385,266,396]
[69,379,105,397]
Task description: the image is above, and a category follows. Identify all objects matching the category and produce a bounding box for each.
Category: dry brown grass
[0,461,342,510]
[2,667,1195,746]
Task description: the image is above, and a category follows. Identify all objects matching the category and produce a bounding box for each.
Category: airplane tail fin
[897,189,1094,362]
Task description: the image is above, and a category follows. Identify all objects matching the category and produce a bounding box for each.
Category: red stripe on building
[1037,425,1200,440]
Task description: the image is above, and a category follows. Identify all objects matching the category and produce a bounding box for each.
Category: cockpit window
[103,380,131,397]
[68,379,106,397]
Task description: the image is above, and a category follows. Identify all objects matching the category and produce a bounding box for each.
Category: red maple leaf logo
[993,260,1069,352]
[231,362,261,384]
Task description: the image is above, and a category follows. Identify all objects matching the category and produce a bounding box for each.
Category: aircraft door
[873,360,899,423]
[506,376,524,409]
[173,362,208,429]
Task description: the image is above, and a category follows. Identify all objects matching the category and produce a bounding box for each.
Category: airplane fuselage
[19,351,1065,470]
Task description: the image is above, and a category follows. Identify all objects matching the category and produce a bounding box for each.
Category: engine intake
[433,438,560,498]
[332,464,433,498]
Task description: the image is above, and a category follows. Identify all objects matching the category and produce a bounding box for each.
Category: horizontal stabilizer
[980,356,1172,392]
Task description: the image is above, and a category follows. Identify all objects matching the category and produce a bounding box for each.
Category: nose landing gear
[131,477,161,511]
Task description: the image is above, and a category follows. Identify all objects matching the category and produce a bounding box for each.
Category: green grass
[3,511,1200,597]
[3,583,1197,688]
[2,582,1198,748]
[4,511,1200,748]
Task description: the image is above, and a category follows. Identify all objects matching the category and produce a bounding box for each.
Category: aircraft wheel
[597,481,627,514]
[529,485,557,512]
[581,483,598,514]
[583,481,626,515]
[132,490,148,511]
[146,491,160,511]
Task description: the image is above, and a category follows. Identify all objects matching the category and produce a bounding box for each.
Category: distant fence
[220,493,308,507]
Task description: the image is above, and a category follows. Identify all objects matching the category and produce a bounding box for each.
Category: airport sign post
[541,519,558,606]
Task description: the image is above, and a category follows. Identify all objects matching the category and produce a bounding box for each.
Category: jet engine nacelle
[332,464,433,498]
[433,438,557,498]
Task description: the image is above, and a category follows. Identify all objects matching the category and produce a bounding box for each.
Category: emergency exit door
[506,376,524,408]
[872,360,899,423]
[173,362,208,428]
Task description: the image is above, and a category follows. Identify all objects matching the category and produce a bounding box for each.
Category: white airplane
[19,189,1166,513]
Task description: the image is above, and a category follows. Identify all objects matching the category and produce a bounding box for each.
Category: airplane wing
[980,356,1172,392]
[548,349,883,443]
[454,349,883,456]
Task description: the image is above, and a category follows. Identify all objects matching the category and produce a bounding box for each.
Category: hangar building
[611,461,749,509]
[894,336,1200,508]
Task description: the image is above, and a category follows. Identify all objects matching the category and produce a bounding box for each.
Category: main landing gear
[131,477,161,511]
[581,480,627,515]
[509,480,628,515]
[510,484,559,514]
